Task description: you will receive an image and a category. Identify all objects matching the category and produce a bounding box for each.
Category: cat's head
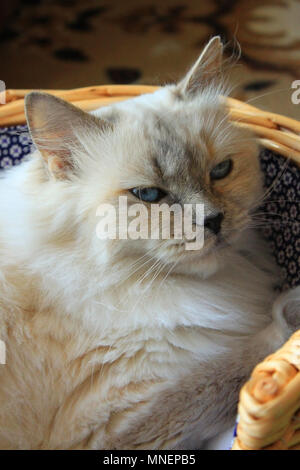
[25,37,262,279]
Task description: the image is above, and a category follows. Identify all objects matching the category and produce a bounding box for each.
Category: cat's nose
[204,213,224,235]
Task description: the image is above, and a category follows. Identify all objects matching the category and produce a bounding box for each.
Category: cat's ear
[25,92,110,179]
[177,36,224,97]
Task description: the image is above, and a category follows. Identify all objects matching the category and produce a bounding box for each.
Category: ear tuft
[177,36,224,97]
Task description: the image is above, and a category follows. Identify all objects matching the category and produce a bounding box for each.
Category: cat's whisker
[259,199,300,203]
[135,259,162,287]
[252,158,290,209]
[245,87,292,106]
[112,239,176,310]
[115,241,166,286]
[129,259,167,318]
[247,219,298,230]
[153,255,183,302]
[253,211,300,224]
[115,255,162,309]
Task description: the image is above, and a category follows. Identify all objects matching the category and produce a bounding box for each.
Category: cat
[0,36,299,449]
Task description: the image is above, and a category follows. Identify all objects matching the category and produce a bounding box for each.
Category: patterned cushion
[260,149,300,291]
[0,126,299,291]
[0,125,33,168]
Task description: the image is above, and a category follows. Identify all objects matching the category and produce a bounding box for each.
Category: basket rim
[232,330,300,450]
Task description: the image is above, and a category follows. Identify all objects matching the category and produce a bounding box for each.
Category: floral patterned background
[1,0,300,118]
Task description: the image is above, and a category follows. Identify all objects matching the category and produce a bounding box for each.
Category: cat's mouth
[184,230,229,249]
[163,232,230,261]
[158,217,249,264]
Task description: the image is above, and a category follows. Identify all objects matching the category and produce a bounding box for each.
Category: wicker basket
[0,84,299,450]
[232,331,300,450]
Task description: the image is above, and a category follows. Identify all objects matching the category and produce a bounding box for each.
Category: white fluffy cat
[0,37,299,449]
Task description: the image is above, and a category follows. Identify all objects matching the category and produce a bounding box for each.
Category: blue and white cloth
[259,148,300,290]
[0,125,34,168]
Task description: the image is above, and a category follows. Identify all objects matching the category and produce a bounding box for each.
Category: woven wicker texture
[232,331,300,450]
[0,84,299,450]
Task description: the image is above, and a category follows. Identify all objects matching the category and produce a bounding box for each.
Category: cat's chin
[175,229,248,278]
[173,251,221,278]
[151,233,234,278]
[170,242,232,278]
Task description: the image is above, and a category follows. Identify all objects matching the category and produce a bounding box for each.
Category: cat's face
[25,37,263,277]
[89,94,261,269]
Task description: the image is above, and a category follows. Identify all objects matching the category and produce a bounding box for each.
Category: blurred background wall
[1,0,300,118]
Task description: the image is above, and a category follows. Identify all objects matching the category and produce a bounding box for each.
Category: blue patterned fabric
[0,125,299,291]
[0,125,34,168]
[260,149,300,291]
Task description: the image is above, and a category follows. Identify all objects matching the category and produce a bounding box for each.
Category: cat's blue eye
[210,159,233,180]
[130,187,166,203]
